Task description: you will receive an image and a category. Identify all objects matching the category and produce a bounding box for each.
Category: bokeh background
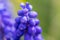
[10,0,60,40]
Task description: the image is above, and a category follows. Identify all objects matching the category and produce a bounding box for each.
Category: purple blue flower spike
[0,1,44,40]
[15,2,43,40]
[0,1,16,40]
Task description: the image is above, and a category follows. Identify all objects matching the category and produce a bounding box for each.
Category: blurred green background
[10,0,60,40]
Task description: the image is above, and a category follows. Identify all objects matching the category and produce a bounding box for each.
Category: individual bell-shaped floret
[28,18,36,26]
[28,26,36,35]
[2,11,11,18]
[17,8,28,16]
[28,11,38,18]
[25,2,32,11]
[20,16,28,23]
[4,26,16,34]
[34,34,43,40]
[19,24,26,31]
[35,26,42,35]
[24,33,34,40]
[15,29,24,40]
[35,19,40,25]
[15,16,21,24]
[0,3,5,11]
[20,2,25,9]
[2,18,15,26]
[2,18,11,25]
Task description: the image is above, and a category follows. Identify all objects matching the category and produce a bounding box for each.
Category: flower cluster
[0,1,43,40]
[15,2,43,40]
[0,2,16,40]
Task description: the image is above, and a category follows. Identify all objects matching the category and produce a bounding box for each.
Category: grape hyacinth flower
[0,1,16,40]
[0,1,44,40]
[15,2,44,40]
